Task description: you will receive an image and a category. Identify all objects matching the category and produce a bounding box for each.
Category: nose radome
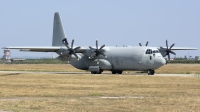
[161,58,166,65]
[154,57,166,67]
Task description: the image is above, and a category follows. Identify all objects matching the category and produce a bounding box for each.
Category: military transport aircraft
[3,12,197,75]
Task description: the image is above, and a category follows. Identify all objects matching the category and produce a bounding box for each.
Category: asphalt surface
[0,71,198,77]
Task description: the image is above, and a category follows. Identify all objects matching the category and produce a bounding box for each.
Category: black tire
[147,70,151,75]
[97,69,103,74]
[91,71,97,74]
[117,71,123,74]
[147,69,154,75]
[150,70,155,75]
[112,71,116,74]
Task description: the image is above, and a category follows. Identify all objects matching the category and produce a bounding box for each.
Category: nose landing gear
[147,69,155,75]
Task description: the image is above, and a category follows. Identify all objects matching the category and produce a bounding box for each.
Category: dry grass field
[0,64,82,72]
[0,64,200,112]
[156,64,200,74]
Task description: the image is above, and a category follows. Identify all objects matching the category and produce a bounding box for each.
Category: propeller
[62,38,80,63]
[160,40,176,61]
[89,40,107,64]
[139,41,149,46]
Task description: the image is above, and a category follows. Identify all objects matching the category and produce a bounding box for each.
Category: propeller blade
[163,52,167,57]
[62,39,70,48]
[169,43,175,49]
[166,40,168,49]
[97,57,99,64]
[145,41,149,46]
[89,40,106,60]
[65,45,70,49]
[168,54,170,61]
[72,53,79,60]
[89,46,95,50]
[161,40,176,61]
[160,46,165,49]
[67,56,71,63]
[96,40,98,49]
[62,38,69,45]
[169,51,176,55]
[99,44,105,50]
[99,52,107,57]
[89,52,96,59]
[74,46,81,51]
[139,43,142,46]
[71,39,74,48]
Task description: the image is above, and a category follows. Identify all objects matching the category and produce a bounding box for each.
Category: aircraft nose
[154,57,166,67]
[160,58,166,65]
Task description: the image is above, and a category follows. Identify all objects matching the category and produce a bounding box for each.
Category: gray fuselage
[68,46,166,71]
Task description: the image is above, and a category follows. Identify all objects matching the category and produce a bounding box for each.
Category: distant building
[2,49,11,62]
[195,56,200,60]
[188,56,195,60]
[2,49,25,63]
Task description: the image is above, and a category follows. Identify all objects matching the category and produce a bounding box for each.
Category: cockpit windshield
[152,50,160,53]
[145,49,160,54]
[145,49,152,54]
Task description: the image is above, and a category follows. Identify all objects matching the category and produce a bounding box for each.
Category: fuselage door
[145,49,154,67]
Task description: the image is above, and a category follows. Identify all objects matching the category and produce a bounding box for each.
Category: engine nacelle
[84,49,96,59]
[57,48,70,56]
[57,55,81,62]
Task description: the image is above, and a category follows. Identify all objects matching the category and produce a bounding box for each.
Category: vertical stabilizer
[52,12,66,46]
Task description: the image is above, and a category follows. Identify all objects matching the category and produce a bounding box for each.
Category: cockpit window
[152,50,160,53]
[145,49,152,54]
[146,49,160,54]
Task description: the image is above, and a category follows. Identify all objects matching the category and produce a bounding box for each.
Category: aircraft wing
[2,46,87,53]
[159,47,198,50]
[170,47,198,50]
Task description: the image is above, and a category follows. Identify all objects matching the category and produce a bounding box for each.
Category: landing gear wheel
[97,69,103,74]
[147,69,155,75]
[91,69,103,74]
[111,70,123,74]
[91,71,97,74]
[112,71,116,74]
[117,71,123,74]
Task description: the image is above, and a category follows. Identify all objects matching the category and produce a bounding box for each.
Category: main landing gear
[147,69,155,75]
[91,69,103,74]
[111,70,123,74]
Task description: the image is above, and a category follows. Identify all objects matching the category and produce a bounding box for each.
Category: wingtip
[2,47,7,49]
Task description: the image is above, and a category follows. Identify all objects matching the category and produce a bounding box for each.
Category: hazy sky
[1,0,199,58]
